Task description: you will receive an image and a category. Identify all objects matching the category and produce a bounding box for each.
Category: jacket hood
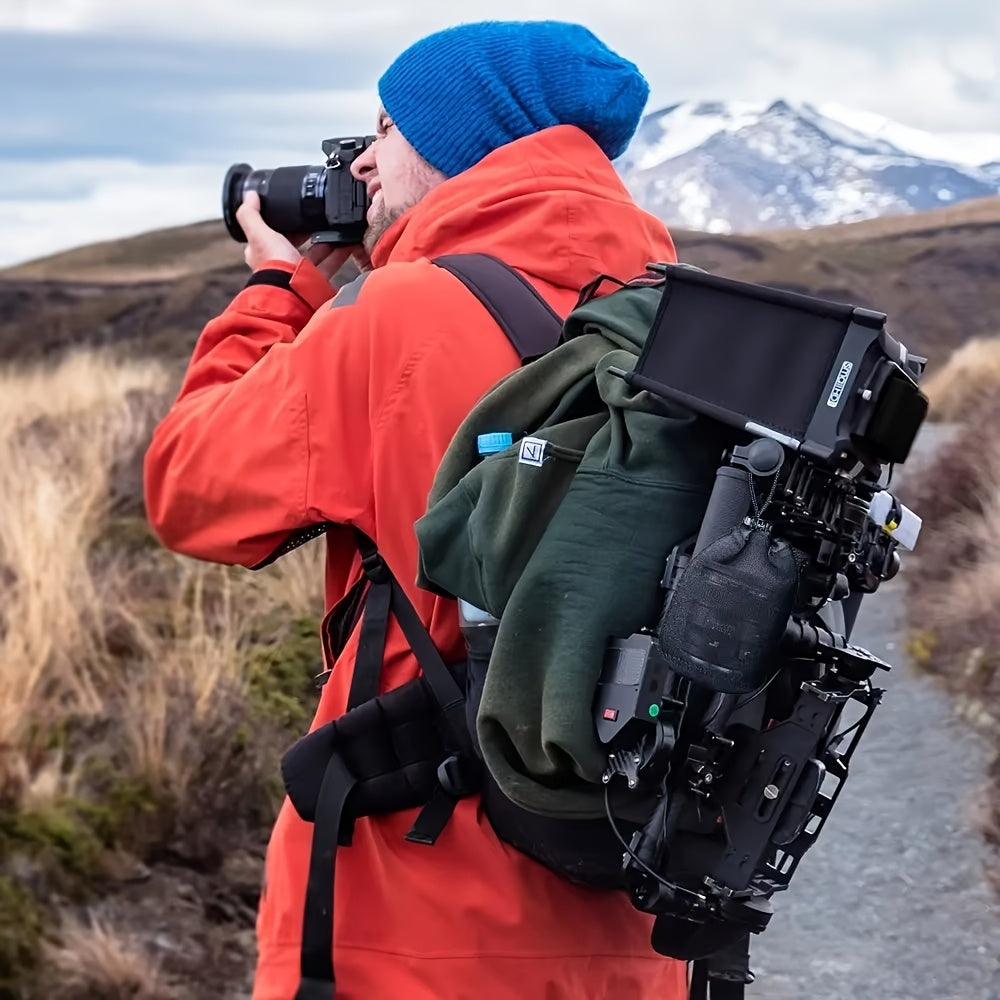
[370,125,675,290]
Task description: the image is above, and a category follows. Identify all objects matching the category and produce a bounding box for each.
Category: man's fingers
[235,190,302,269]
[313,247,354,281]
[351,246,374,274]
[235,190,267,240]
[233,198,362,277]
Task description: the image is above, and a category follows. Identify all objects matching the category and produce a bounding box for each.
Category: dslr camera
[222,136,373,246]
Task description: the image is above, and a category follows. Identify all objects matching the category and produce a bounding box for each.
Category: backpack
[277,253,921,1000]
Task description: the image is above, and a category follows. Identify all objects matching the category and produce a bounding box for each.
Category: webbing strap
[349,532,476,851]
[405,783,463,846]
[292,255,563,998]
[293,538,476,996]
[346,577,390,709]
[432,253,564,363]
[295,752,357,1000]
[352,530,469,753]
[387,581,468,748]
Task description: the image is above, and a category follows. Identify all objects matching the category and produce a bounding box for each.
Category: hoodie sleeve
[143,258,370,568]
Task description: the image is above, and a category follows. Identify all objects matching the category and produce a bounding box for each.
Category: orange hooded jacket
[144,125,689,1000]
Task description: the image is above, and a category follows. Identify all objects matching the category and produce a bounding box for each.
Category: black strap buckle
[359,548,390,584]
[405,755,483,847]
[436,753,482,798]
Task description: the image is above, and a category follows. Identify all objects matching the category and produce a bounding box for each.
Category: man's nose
[352,143,376,182]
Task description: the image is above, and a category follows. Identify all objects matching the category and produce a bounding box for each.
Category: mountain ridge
[618,100,1000,234]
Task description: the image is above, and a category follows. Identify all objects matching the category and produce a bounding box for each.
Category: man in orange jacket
[145,20,689,1000]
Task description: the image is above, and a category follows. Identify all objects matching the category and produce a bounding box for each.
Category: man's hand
[236,191,301,270]
[236,191,370,282]
[303,240,372,283]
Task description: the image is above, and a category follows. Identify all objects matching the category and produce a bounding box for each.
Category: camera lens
[222,163,252,241]
[221,163,329,243]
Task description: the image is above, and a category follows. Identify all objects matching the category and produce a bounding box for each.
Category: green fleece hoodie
[416,281,732,817]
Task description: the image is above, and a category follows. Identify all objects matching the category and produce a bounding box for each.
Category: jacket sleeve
[143,259,370,567]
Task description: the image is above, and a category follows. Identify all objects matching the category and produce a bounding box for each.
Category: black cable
[602,785,677,893]
[701,666,782,729]
[734,667,783,712]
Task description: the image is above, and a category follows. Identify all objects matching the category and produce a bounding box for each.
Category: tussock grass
[0,351,324,994]
[902,390,1000,878]
[42,914,177,1000]
[0,352,170,798]
[920,336,1000,422]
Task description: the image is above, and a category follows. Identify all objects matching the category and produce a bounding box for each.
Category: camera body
[222,136,374,246]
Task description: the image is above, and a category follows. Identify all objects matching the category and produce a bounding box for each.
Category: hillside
[2,196,1000,367]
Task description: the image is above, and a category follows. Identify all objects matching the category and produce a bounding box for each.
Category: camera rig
[593,264,927,976]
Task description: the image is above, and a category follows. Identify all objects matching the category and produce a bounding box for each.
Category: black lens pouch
[656,525,800,693]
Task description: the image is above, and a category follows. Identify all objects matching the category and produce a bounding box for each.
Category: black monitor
[626,264,927,468]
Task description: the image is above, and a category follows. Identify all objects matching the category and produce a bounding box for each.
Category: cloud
[0,31,379,161]
[0,158,223,268]
[720,29,996,133]
[4,1,998,132]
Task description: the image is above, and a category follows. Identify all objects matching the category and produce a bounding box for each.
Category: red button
[602,708,619,721]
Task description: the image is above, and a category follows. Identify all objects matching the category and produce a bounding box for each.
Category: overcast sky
[1,0,997,268]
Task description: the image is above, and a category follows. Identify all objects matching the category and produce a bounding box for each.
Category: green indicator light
[648,704,660,718]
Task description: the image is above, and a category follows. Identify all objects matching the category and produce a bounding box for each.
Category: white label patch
[518,436,547,467]
[826,361,854,408]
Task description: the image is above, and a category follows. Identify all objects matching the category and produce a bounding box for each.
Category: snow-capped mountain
[617,100,1000,233]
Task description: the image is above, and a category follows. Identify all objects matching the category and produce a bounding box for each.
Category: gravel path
[751,425,1000,999]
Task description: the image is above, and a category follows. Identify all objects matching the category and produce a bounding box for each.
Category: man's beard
[363,201,410,256]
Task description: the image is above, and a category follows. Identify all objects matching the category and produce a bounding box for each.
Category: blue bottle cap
[477,432,513,455]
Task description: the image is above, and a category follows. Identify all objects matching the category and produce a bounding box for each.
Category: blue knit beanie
[378,21,649,178]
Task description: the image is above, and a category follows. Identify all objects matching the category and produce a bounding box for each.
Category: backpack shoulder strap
[432,253,564,363]
[251,255,560,573]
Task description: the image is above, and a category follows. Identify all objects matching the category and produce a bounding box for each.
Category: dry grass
[902,389,1000,874]
[42,914,178,1000]
[920,336,1000,422]
[0,350,324,993]
[110,561,255,812]
[0,352,170,796]
[0,350,323,800]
